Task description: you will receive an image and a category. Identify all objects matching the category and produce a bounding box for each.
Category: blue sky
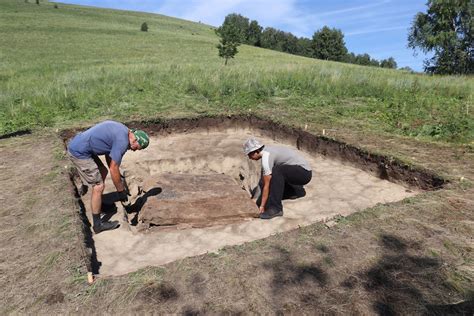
[58,0,430,71]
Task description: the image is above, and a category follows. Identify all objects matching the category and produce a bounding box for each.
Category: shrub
[141,22,148,32]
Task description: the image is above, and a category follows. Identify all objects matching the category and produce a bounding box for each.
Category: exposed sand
[82,128,418,276]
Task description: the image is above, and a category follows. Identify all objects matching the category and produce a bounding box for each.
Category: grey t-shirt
[261,146,311,176]
[68,120,129,165]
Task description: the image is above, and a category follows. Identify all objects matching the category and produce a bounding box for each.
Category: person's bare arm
[109,160,125,192]
[260,175,271,213]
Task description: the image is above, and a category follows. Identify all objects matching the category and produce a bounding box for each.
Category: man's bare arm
[109,160,125,192]
[260,175,271,213]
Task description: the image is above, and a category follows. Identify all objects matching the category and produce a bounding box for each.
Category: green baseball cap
[131,129,149,149]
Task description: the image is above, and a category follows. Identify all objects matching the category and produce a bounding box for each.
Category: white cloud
[346,25,408,36]
[314,0,391,18]
[156,0,319,36]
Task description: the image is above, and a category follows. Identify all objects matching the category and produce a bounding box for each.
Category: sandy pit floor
[80,128,419,276]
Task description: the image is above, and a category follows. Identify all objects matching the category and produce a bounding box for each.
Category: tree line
[216,13,398,69]
[216,1,473,75]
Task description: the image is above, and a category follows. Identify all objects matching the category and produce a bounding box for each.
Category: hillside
[0,0,472,142]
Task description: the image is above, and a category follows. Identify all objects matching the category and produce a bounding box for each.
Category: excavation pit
[65,116,444,276]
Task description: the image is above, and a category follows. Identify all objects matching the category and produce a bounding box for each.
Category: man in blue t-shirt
[68,120,150,233]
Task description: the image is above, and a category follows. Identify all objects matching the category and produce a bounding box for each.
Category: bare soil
[1,115,473,314]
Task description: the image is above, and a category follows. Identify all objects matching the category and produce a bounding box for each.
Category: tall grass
[0,0,472,142]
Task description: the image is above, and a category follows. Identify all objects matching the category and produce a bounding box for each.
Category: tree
[246,20,262,46]
[311,26,348,61]
[141,22,148,32]
[346,52,382,67]
[260,27,285,51]
[296,37,313,57]
[408,0,473,74]
[219,13,249,44]
[345,52,356,64]
[399,66,415,73]
[216,24,240,65]
[281,32,299,54]
[369,58,380,67]
[381,57,398,69]
[354,53,372,66]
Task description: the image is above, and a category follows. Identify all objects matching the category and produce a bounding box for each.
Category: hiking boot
[93,220,119,234]
[260,209,283,219]
[283,185,306,200]
[293,185,306,198]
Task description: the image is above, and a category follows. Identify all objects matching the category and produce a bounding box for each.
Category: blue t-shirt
[68,121,129,165]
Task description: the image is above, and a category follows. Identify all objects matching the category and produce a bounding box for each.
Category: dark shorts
[68,151,104,186]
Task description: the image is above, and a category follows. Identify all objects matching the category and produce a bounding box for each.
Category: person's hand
[117,190,130,202]
[259,206,265,214]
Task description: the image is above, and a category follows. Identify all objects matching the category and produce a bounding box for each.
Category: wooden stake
[87,272,94,284]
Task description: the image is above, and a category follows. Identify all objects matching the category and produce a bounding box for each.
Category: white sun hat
[243,138,264,155]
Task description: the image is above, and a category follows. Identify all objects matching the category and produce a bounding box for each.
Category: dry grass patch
[0,132,87,314]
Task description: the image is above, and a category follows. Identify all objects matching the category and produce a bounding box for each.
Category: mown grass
[0,0,472,142]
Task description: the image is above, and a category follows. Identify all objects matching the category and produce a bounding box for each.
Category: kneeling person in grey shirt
[243,138,312,219]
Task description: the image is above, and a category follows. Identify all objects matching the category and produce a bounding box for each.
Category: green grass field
[1,0,473,142]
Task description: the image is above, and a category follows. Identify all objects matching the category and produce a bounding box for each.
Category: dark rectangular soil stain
[139,173,258,228]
